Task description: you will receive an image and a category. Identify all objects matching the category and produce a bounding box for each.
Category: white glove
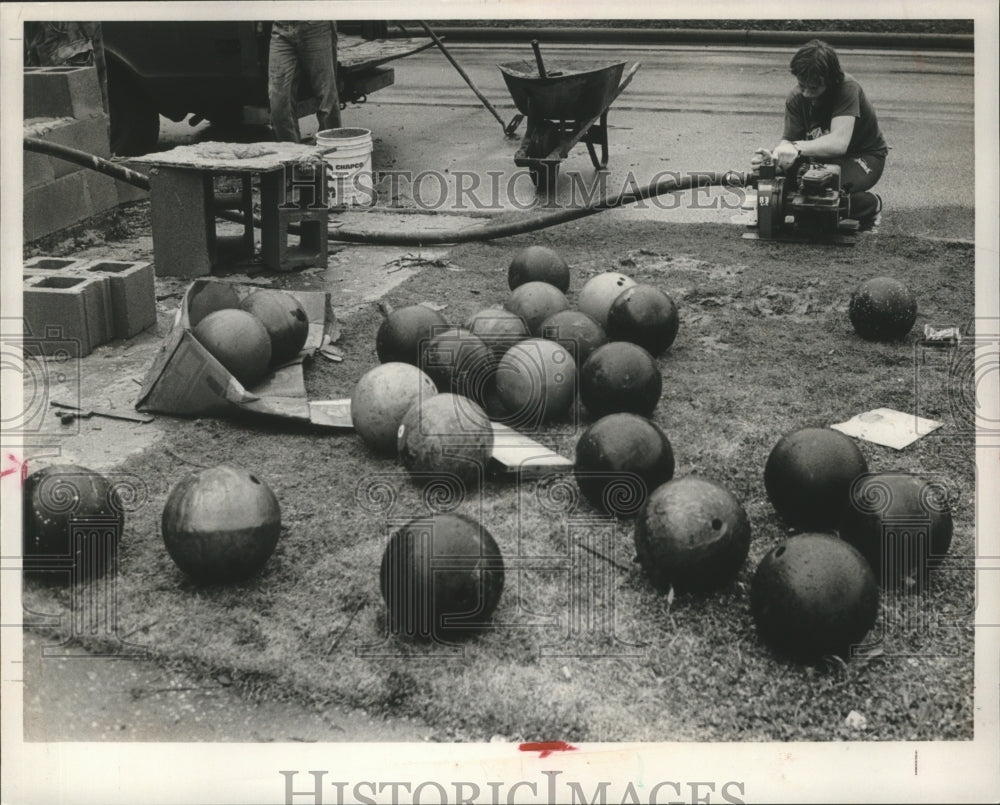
[750,147,770,170]
[772,141,800,171]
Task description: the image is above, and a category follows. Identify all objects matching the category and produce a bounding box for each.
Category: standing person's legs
[268,23,302,142]
[297,21,341,131]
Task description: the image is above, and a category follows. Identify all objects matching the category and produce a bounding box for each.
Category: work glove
[772,141,800,171]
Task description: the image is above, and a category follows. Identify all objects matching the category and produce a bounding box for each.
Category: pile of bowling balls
[26,239,947,671]
[189,282,311,388]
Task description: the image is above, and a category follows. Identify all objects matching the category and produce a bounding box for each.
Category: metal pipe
[417,20,520,136]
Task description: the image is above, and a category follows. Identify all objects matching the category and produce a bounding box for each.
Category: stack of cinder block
[23,65,147,243]
[23,256,157,356]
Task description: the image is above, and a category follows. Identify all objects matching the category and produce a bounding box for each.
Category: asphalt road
[166,42,975,226]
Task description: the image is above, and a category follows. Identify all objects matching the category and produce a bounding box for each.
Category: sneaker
[858,193,883,232]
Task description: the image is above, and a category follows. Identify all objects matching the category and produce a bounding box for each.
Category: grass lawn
[23,213,976,742]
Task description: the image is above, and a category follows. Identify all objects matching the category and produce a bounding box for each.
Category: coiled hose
[24,137,749,246]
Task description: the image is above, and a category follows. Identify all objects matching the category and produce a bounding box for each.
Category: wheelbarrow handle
[531,40,548,79]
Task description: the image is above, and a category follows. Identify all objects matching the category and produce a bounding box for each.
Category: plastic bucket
[316,127,374,207]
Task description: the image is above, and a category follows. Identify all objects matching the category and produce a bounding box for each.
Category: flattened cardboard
[831,407,944,450]
[136,280,338,426]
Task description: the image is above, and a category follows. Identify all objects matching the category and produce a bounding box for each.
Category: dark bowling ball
[849,276,917,341]
[508,245,570,293]
[750,532,879,661]
[539,309,607,366]
[376,304,449,366]
[635,476,751,593]
[575,413,675,518]
[606,284,680,356]
[764,427,869,531]
[580,341,662,419]
[23,464,124,582]
[839,471,953,589]
[379,512,505,642]
[420,327,497,409]
[161,464,282,584]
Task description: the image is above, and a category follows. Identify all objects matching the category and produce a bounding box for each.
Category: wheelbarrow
[499,53,641,192]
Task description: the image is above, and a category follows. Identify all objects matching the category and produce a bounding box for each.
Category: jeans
[268,21,342,143]
[829,152,886,223]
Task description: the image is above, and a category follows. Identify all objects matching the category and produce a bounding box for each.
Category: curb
[396,26,973,52]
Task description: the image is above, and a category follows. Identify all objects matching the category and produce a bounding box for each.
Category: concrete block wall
[22,257,156,350]
[23,66,148,243]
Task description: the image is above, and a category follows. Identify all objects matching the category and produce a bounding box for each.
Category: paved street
[166,42,975,228]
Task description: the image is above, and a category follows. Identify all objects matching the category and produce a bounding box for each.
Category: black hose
[25,137,152,191]
[23,136,749,246]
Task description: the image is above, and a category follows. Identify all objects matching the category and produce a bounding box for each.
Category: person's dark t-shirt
[783,73,888,157]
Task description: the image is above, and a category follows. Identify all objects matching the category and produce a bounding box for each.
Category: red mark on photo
[1,454,27,484]
[518,740,578,758]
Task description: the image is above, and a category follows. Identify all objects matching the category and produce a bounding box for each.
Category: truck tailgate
[337,36,436,73]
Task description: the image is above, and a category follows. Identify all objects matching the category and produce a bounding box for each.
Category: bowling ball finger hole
[775,546,786,557]
[711,518,723,530]
[249,475,261,485]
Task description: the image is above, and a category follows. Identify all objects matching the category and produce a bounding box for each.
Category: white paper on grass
[489,422,574,476]
[830,407,943,450]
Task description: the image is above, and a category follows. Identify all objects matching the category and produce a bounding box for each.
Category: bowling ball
[420,327,497,408]
[578,272,637,328]
[504,281,570,336]
[161,464,281,584]
[606,284,679,355]
[380,512,505,641]
[508,245,570,292]
[187,281,240,327]
[574,413,674,517]
[750,532,879,661]
[635,476,751,592]
[839,472,953,588]
[23,464,124,582]
[193,308,272,388]
[849,277,917,341]
[539,309,607,365]
[239,289,310,365]
[397,394,494,489]
[376,304,448,365]
[351,362,438,455]
[494,338,576,427]
[580,341,662,418]
[764,427,869,531]
[465,307,530,360]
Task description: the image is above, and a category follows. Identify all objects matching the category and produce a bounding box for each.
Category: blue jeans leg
[268,26,302,142]
[297,22,341,131]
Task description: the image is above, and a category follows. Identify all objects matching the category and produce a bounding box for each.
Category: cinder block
[23,274,98,357]
[147,168,214,277]
[75,260,156,339]
[262,207,329,272]
[24,148,56,190]
[24,65,104,120]
[24,256,90,276]
[23,171,90,243]
[85,171,120,216]
[114,159,150,205]
[23,115,111,179]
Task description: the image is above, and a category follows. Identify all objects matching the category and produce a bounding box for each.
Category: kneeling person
[756,39,888,230]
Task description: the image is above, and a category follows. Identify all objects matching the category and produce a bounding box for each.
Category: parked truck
[101,21,434,155]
